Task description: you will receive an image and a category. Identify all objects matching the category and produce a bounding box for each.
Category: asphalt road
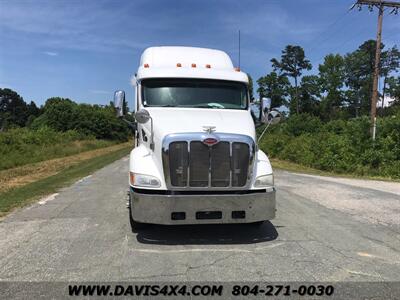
[1,156,400,282]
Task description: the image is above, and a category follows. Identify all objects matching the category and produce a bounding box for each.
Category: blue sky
[0,0,399,108]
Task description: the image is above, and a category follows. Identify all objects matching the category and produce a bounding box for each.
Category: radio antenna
[238,29,241,69]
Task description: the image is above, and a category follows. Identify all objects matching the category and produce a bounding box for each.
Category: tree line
[0,88,129,140]
[254,39,400,121]
[253,40,400,178]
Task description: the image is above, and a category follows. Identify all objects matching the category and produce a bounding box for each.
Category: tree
[297,75,321,116]
[271,45,312,114]
[0,88,29,129]
[385,76,400,105]
[257,72,290,108]
[25,101,42,127]
[32,97,78,132]
[318,54,345,120]
[247,73,255,101]
[26,101,41,117]
[380,46,400,109]
[344,40,384,117]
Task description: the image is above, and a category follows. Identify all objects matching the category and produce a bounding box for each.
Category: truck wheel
[128,195,148,232]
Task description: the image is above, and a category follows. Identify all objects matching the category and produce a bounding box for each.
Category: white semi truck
[114,46,280,230]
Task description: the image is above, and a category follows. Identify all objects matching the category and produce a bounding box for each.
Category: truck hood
[145,107,256,140]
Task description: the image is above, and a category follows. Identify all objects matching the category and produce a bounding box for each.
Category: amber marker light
[129,172,135,185]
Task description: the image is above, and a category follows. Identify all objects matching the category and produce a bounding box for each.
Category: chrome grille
[232,142,249,187]
[168,142,188,187]
[162,133,255,190]
[210,142,231,187]
[189,141,209,187]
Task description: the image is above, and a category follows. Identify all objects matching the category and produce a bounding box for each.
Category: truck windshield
[141,79,248,109]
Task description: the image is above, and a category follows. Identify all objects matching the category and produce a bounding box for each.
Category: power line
[309,6,390,60]
[306,2,388,56]
[313,25,373,65]
[307,9,353,55]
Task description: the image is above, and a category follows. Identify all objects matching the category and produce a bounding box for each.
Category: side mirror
[113,90,125,117]
[135,109,154,151]
[260,97,271,123]
[135,109,150,124]
[267,110,281,125]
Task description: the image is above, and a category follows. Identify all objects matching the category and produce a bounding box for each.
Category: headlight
[130,172,161,188]
[254,174,274,187]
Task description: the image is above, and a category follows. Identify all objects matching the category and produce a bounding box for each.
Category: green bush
[280,113,323,137]
[260,112,400,179]
[280,134,315,166]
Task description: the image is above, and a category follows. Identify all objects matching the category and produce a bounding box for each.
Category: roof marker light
[206,64,211,68]
[144,63,149,68]
[177,63,182,67]
[191,63,197,68]
[235,67,240,72]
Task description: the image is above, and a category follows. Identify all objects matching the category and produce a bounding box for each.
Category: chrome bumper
[130,188,276,225]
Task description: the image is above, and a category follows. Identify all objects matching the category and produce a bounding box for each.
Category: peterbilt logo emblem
[202,126,216,134]
[202,137,219,146]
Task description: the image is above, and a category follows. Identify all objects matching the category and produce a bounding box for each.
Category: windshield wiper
[191,103,225,109]
[207,103,225,108]
[150,104,225,108]
[192,105,215,108]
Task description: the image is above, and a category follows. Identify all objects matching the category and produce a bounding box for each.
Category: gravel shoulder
[275,170,400,227]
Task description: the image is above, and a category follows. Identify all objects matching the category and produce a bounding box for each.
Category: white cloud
[220,3,319,45]
[0,0,148,53]
[43,51,58,56]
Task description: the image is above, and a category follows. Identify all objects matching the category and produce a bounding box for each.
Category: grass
[0,142,130,194]
[0,144,131,217]
[0,127,120,171]
[270,158,400,182]
[0,139,119,171]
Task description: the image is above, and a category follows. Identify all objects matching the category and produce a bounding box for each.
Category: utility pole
[352,0,400,140]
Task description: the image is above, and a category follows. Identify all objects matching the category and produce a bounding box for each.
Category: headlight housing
[254,174,274,188]
[130,172,161,188]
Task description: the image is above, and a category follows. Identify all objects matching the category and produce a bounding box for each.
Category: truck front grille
[189,141,209,187]
[169,142,189,187]
[162,133,254,190]
[210,141,231,187]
